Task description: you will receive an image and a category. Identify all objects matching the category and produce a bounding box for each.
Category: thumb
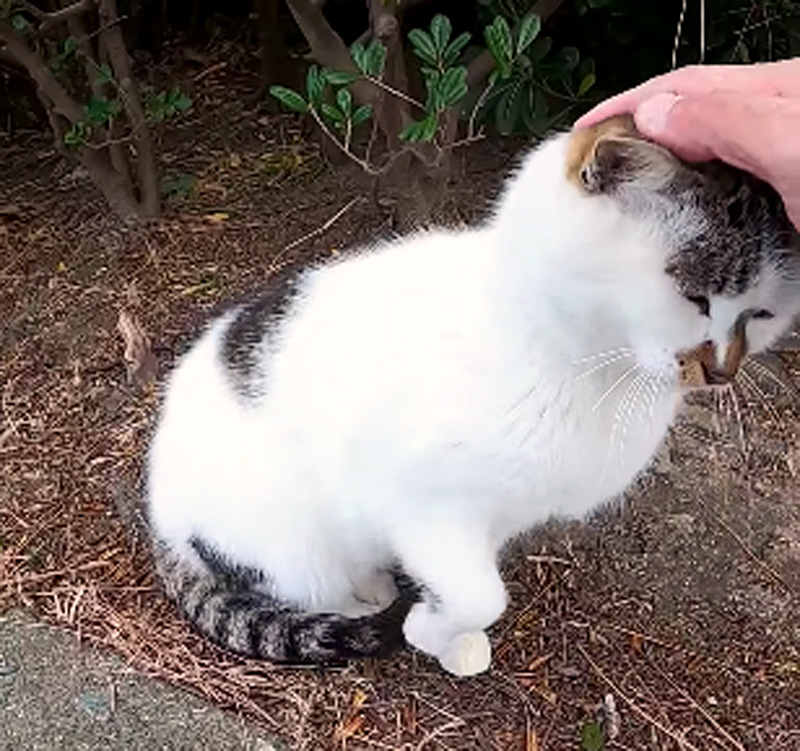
[634,91,771,180]
[635,91,800,231]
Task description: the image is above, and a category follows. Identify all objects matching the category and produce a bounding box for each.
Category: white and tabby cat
[147,116,800,676]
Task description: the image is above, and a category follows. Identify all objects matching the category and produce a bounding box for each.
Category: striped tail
[152,538,414,664]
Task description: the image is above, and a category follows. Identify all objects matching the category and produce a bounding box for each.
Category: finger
[574,58,800,129]
[634,91,791,180]
[787,199,800,233]
[635,91,800,231]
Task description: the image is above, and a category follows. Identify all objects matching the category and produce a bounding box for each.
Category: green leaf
[436,66,468,109]
[321,102,344,124]
[577,72,596,96]
[555,46,581,74]
[85,97,118,124]
[173,93,192,111]
[323,69,359,86]
[521,85,549,134]
[350,42,368,74]
[443,31,471,66]
[306,65,325,106]
[422,69,442,112]
[364,40,387,77]
[492,17,513,63]
[516,13,541,55]
[269,86,308,113]
[11,14,30,32]
[495,80,522,135]
[484,18,512,76]
[94,63,113,86]
[351,104,372,126]
[336,87,352,116]
[408,29,438,66]
[580,720,604,751]
[63,121,90,148]
[161,172,196,200]
[63,37,77,57]
[529,35,552,62]
[429,14,452,56]
[399,113,438,142]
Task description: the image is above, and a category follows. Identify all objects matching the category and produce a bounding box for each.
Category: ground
[1,62,799,750]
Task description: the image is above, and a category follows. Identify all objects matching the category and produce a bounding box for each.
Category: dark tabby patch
[667,163,798,298]
[569,117,799,301]
[189,535,266,589]
[154,537,417,664]
[222,266,306,398]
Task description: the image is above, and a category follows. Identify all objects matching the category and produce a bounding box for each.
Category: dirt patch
[1,65,799,750]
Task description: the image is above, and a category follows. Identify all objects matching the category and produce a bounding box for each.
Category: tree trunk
[0,12,155,221]
[251,0,299,105]
[98,0,160,217]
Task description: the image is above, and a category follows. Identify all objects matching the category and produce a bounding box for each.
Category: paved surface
[0,611,286,751]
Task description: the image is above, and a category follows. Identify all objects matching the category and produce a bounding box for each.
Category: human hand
[574,60,800,231]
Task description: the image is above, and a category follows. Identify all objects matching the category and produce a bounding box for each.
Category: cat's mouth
[677,332,746,389]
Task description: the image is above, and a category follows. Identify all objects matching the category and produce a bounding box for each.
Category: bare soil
[1,62,799,750]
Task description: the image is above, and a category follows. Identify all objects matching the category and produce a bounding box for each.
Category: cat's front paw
[437,631,491,677]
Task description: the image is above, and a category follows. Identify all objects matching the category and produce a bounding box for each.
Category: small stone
[77,691,113,722]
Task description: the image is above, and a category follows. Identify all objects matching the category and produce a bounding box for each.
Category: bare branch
[284,0,354,73]
[0,20,85,123]
[19,0,97,34]
[367,0,413,150]
[98,0,159,216]
[0,19,144,218]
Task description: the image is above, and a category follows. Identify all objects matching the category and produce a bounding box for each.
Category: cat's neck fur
[489,133,651,366]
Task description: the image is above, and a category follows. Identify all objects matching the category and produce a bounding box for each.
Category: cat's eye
[687,295,710,317]
[751,309,774,320]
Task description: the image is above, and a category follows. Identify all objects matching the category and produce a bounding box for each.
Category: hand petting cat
[575,58,800,231]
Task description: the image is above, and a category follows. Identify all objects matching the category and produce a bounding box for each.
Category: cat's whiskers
[616,370,653,463]
[574,351,635,381]
[737,366,789,439]
[591,363,639,413]
[600,366,643,479]
[722,382,747,455]
[643,371,666,419]
[745,356,799,399]
[572,347,634,365]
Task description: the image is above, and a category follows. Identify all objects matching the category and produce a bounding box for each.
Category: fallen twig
[270,195,364,267]
[577,644,701,751]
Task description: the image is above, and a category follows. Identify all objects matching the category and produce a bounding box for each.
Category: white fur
[147,132,791,675]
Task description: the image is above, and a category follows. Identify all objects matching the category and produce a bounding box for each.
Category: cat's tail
[152,539,413,664]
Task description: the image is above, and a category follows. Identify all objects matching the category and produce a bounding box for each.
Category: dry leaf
[351,689,368,709]
[333,713,364,742]
[630,632,644,653]
[117,310,157,386]
[204,211,230,223]
[527,652,554,672]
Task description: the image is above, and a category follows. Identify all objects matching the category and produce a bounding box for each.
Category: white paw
[438,631,491,677]
[403,602,444,655]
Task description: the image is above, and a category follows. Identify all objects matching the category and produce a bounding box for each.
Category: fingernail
[636,93,681,135]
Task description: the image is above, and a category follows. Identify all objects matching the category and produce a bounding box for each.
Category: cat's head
[562,115,800,385]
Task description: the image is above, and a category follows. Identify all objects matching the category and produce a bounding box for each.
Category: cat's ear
[567,115,680,195]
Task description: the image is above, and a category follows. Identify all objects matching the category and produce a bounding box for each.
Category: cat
[146,116,800,677]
